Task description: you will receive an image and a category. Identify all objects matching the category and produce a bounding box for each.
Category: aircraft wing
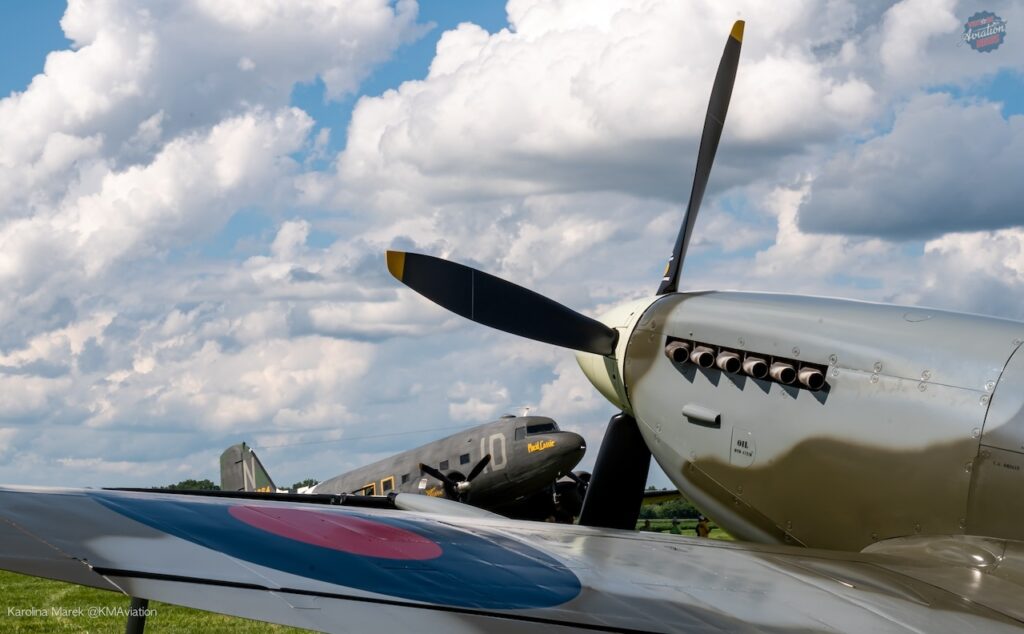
[1,486,1023,633]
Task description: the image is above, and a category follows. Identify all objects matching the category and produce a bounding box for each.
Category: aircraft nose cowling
[560,431,587,462]
[539,431,587,473]
[576,350,627,411]
[574,298,655,413]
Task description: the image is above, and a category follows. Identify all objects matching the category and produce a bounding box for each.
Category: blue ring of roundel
[91,493,582,609]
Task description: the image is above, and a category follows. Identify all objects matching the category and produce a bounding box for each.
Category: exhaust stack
[742,356,768,379]
[664,341,691,363]
[662,338,828,391]
[769,361,796,384]
[690,346,716,368]
[798,367,825,391]
[716,351,741,373]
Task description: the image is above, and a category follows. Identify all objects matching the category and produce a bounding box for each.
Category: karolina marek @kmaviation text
[7,605,157,618]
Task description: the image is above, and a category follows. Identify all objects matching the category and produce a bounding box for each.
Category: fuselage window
[514,427,526,441]
[460,453,470,465]
[401,473,409,484]
[526,422,558,435]
[439,459,449,471]
[381,476,395,493]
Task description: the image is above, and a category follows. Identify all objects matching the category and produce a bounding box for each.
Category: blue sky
[0,2,70,95]
[0,1,1022,490]
[288,1,510,157]
[0,2,511,97]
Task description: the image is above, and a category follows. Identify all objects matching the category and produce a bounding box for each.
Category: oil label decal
[730,428,756,468]
[92,493,581,610]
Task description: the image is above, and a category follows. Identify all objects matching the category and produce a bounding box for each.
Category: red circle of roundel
[228,506,443,560]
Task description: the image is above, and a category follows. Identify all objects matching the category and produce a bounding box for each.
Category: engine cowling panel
[969,344,1024,540]
[621,291,1024,551]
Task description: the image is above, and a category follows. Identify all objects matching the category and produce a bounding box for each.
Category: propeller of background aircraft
[419,454,491,501]
[392,22,744,530]
[555,470,591,518]
[565,470,589,491]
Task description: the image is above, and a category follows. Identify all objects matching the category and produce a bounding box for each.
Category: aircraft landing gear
[125,597,149,634]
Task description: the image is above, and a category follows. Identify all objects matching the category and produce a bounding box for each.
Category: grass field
[637,518,733,540]
[0,570,311,633]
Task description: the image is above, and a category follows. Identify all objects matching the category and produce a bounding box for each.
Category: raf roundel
[228,505,444,560]
[92,493,581,610]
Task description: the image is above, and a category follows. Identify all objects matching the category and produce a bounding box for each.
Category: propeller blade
[387,251,619,356]
[419,463,456,495]
[565,470,587,488]
[555,480,586,519]
[466,454,492,482]
[657,20,744,295]
[578,412,652,530]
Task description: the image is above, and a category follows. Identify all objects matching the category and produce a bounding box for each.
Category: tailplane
[220,442,278,492]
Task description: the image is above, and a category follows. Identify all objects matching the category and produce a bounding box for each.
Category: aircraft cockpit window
[460,453,470,465]
[515,427,526,441]
[439,459,449,470]
[526,421,558,435]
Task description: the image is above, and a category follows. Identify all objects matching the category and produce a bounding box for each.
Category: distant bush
[163,479,220,491]
[639,496,699,520]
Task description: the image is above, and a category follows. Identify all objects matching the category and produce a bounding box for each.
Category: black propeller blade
[387,251,619,356]
[465,453,491,482]
[565,470,589,489]
[419,462,457,498]
[578,412,652,530]
[657,20,744,295]
[558,470,590,519]
[420,454,492,501]
[397,22,748,533]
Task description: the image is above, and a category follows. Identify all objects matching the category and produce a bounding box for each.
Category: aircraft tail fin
[220,442,277,492]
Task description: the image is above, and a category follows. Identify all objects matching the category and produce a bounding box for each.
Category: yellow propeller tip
[730,20,745,42]
[386,250,406,281]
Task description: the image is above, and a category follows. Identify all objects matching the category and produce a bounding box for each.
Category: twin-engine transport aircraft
[1,22,1024,633]
[220,415,590,521]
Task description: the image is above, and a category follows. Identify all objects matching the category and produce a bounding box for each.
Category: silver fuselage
[579,291,1024,550]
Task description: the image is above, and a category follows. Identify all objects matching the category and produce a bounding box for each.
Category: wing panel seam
[92,567,662,634]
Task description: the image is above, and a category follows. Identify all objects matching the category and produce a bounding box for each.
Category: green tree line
[639,496,701,520]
